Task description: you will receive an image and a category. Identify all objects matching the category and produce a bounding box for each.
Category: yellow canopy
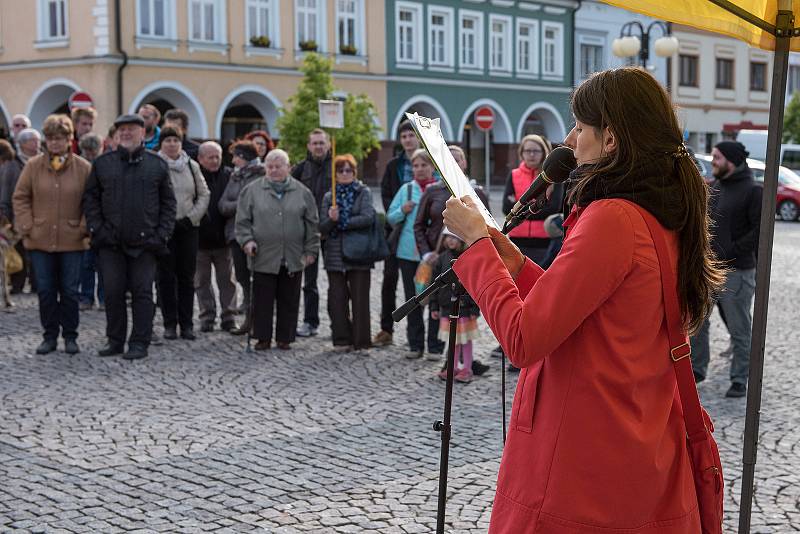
[601,0,800,51]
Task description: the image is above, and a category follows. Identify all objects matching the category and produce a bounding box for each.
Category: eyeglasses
[12,123,26,128]
[522,149,543,155]
[337,168,355,175]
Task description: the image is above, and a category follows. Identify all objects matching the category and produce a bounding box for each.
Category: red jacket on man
[454,199,701,533]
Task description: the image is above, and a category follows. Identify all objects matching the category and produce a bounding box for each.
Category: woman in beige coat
[157,126,210,340]
[235,149,319,350]
[12,114,91,355]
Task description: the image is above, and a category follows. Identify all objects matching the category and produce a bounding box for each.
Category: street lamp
[612,21,678,69]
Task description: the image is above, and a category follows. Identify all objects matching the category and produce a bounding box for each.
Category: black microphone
[505,146,576,223]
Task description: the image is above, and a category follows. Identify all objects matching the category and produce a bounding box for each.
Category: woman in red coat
[443,67,724,533]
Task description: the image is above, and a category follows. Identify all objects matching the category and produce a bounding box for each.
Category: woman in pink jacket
[443,67,725,533]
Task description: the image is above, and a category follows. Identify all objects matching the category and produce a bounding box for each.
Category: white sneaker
[296,322,318,337]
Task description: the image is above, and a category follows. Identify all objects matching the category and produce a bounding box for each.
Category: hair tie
[670,143,690,160]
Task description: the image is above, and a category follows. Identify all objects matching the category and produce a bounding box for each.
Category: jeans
[79,248,104,305]
[690,268,755,385]
[379,253,400,333]
[302,258,320,328]
[158,225,199,331]
[29,250,83,341]
[99,248,157,347]
[398,258,425,352]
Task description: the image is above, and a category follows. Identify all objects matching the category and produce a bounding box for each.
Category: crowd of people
[0,103,568,381]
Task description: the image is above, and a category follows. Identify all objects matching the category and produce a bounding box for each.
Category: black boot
[35,339,57,355]
[64,339,80,355]
[123,344,148,360]
[98,342,124,357]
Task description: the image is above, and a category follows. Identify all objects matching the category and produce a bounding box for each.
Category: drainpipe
[115,0,128,116]
[572,0,582,88]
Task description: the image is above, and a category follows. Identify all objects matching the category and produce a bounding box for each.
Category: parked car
[693,153,800,221]
[735,129,800,171]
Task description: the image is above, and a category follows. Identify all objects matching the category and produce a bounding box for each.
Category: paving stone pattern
[1,222,799,533]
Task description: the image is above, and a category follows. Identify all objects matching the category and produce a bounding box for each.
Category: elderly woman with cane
[443,67,724,533]
[235,149,319,351]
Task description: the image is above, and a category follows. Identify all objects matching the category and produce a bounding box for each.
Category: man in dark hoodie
[290,128,330,337]
[690,140,762,398]
[195,141,237,333]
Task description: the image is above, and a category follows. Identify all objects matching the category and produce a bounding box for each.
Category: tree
[783,91,800,143]
[275,53,382,163]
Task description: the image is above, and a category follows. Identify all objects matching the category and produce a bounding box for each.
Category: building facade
[384,0,578,184]
[574,1,667,86]
[0,0,387,147]
[670,24,772,154]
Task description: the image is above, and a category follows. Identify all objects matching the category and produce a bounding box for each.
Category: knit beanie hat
[715,141,749,166]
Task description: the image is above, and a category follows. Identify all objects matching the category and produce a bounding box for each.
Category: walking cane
[246,250,255,353]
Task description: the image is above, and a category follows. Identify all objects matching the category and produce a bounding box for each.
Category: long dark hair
[569,67,725,333]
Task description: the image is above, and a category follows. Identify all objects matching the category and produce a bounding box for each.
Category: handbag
[5,246,22,275]
[386,183,412,255]
[342,216,389,265]
[414,229,445,298]
[634,204,723,534]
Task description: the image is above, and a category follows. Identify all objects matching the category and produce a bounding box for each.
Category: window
[246,0,279,46]
[189,0,225,43]
[789,66,800,98]
[750,61,767,91]
[296,0,325,50]
[336,0,364,54]
[396,2,422,65]
[428,6,453,67]
[139,0,176,39]
[716,58,734,89]
[542,22,564,78]
[489,15,512,73]
[38,0,68,41]
[459,10,483,70]
[679,54,698,87]
[516,19,539,75]
[579,43,603,79]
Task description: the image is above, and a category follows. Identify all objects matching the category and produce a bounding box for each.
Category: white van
[736,129,800,171]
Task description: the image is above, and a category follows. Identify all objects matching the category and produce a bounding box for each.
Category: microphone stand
[392,199,538,533]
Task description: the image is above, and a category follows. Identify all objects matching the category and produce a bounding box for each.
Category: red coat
[453,199,700,533]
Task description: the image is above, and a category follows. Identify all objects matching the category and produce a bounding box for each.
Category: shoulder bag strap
[633,205,709,443]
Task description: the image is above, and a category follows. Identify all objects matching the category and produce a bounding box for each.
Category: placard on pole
[319,100,345,207]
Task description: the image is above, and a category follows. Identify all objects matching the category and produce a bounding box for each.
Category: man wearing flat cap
[690,140,762,398]
[83,114,177,360]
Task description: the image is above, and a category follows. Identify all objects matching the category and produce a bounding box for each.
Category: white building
[670,24,771,154]
[574,1,668,85]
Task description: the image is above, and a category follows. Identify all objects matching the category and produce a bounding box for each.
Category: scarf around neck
[160,150,189,173]
[331,181,358,237]
[266,176,291,195]
[572,157,686,231]
[415,175,437,193]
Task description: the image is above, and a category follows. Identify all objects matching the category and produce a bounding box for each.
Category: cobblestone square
[1,222,799,533]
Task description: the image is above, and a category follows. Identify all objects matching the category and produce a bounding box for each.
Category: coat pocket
[513,360,543,433]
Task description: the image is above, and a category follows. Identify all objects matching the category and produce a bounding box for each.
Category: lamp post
[612,21,678,88]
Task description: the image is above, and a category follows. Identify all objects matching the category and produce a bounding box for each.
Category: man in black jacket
[195,141,237,333]
[373,120,419,346]
[290,128,330,337]
[83,114,176,360]
[690,141,762,398]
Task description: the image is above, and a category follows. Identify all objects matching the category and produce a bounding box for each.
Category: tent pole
[737,9,793,534]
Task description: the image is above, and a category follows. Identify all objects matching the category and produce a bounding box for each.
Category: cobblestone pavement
[1,221,799,533]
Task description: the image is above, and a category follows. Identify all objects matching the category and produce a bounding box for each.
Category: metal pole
[738,8,793,533]
[484,129,491,195]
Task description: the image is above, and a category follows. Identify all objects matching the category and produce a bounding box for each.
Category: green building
[384,0,577,183]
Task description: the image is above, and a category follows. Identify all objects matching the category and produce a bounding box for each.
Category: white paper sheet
[405,112,501,231]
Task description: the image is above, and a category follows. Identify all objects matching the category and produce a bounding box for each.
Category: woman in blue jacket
[387,148,438,359]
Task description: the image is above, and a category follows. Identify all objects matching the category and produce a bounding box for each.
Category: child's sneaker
[455,368,473,383]
[437,368,448,381]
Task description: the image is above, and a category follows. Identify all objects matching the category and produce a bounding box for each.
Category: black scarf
[571,157,686,231]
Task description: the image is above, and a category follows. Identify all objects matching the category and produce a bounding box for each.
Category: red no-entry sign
[68,91,94,110]
[475,106,495,131]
